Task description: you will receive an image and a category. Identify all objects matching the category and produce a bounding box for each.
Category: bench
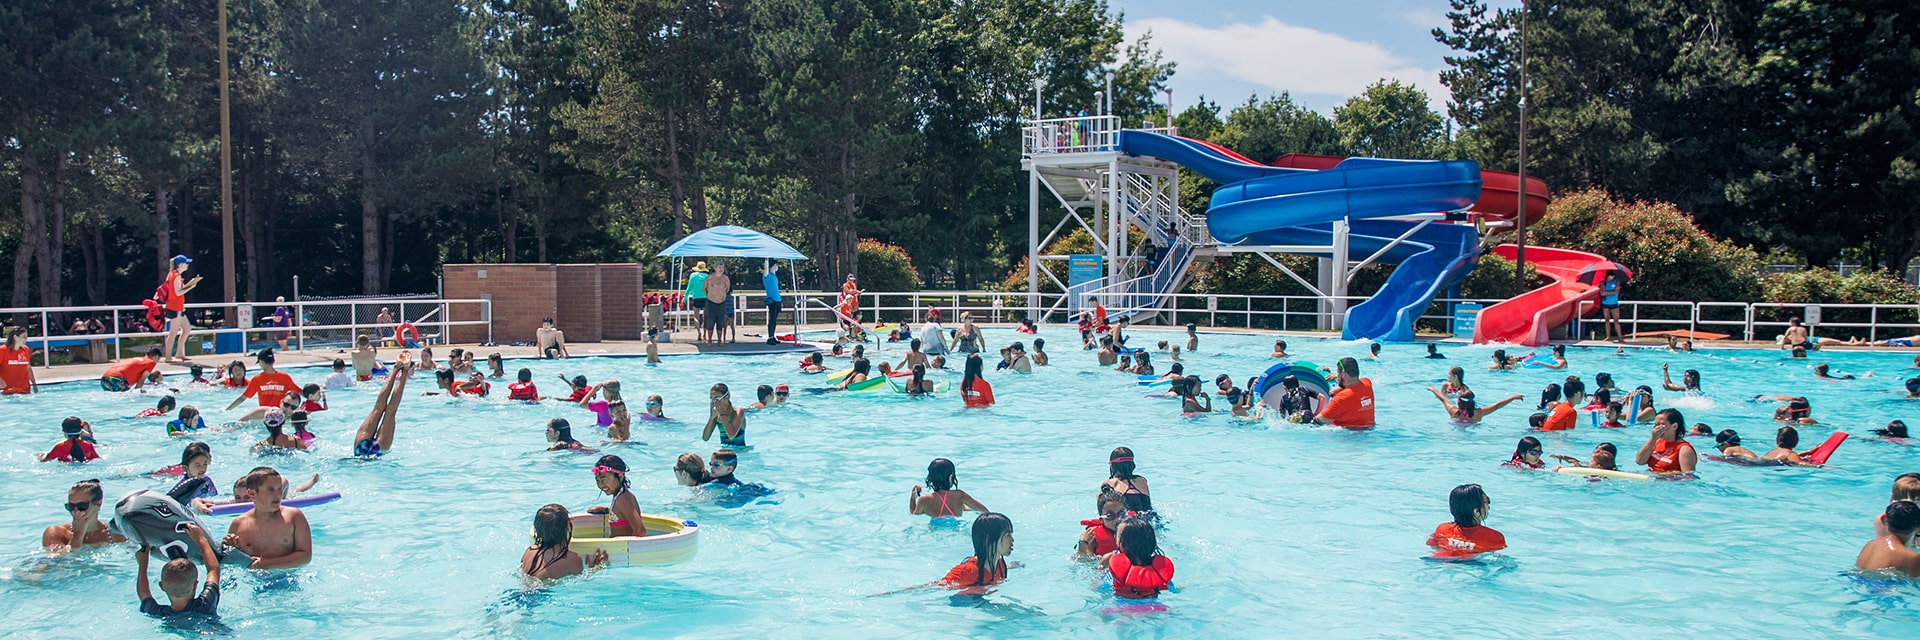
[26,336,119,363]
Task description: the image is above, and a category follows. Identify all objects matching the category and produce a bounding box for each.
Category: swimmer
[1425,343,1446,359]
[961,354,994,408]
[672,452,710,486]
[545,418,596,453]
[910,458,990,518]
[217,359,247,388]
[1686,422,1714,437]
[252,408,305,451]
[487,353,505,379]
[1102,448,1153,512]
[1185,323,1199,352]
[1635,408,1697,476]
[43,479,125,553]
[1077,488,1128,558]
[1275,374,1321,422]
[1441,366,1470,396]
[586,455,645,537]
[800,352,828,374]
[1007,342,1033,373]
[1875,420,1910,441]
[837,358,873,390]
[578,380,624,429]
[1906,377,1920,398]
[1488,349,1517,370]
[1758,395,1818,424]
[298,384,326,413]
[1032,338,1049,366]
[350,356,412,458]
[522,504,608,580]
[1156,340,1170,353]
[1855,500,1920,577]
[186,364,211,387]
[1175,376,1212,413]
[1762,426,1818,465]
[351,334,377,380]
[1366,342,1382,359]
[903,364,936,395]
[167,406,207,436]
[1131,350,1155,376]
[940,513,1015,590]
[1712,430,1761,461]
[136,395,178,418]
[418,348,439,371]
[1098,336,1119,366]
[1214,374,1247,417]
[1875,474,1920,536]
[1535,383,1563,412]
[456,370,491,397]
[1629,386,1657,422]
[893,338,930,373]
[930,354,948,370]
[1593,372,1619,393]
[1269,339,1289,359]
[748,384,777,410]
[1426,484,1505,558]
[1551,442,1621,471]
[603,398,632,441]
[1597,400,1627,428]
[642,394,672,421]
[221,467,312,569]
[507,368,542,401]
[1658,364,1701,392]
[1428,387,1523,424]
[323,359,352,389]
[701,383,747,447]
[703,449,747,487]
[1537,344,1568,369]
[134,523,219,620]
[1505,436,1545,469]
[1100,516,1175,601]
[1813,362,1859,380]
[162,442,220,501]
[40,417,99,463]
[1238,376,1261,418]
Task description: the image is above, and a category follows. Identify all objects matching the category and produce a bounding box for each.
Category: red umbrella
[1576,261,1633,284]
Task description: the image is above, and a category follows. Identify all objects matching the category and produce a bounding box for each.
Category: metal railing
[3,297,492,368]
[1023,115,1121,155]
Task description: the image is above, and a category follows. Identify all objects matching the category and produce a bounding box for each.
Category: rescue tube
[396,322,421,347]
[1803,432,1848,465]
[1552,467,1651,481]
[549,513,699,566]
[207,492,343,516]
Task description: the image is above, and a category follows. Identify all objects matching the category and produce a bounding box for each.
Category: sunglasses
[1524,449,1543,456]
[64,501,94,512]
[774,391,789,396]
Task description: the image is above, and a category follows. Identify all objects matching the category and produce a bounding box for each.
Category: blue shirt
[762,271,781,302]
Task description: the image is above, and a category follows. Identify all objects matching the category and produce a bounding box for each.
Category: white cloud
[1129,16,1448,114]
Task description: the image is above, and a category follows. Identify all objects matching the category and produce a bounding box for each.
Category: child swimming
[1102,516,1175,601]
[223,467,312,569]
[167,406,207,436]
[1077,488,1128,558]
[522,504,608,580]
[545,418,596,453]
[910,458,990,519]
[1712,430,1761,461]
[507,368,541,401]
[1504,436,1545,469]
[1426,484,1505,558]
[587,455,645,537]
[702,383,747,447]
[940,513,1014,590]
[135,523,219,620]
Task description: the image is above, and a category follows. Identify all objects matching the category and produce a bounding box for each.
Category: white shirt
[324,371,353,389]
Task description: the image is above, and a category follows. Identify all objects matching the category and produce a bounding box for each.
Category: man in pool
[1634,408,1697,476]
[221,467,312,569]
[1314,357,1374,429]
[1856,500,1920,577]
[224,349,297,412]
[101,347,165,392]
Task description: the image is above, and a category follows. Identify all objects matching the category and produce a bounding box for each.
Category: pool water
[4,331,1920,638]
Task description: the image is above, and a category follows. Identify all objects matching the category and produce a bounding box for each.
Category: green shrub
[1756,268,1918,337]
[1527,189,1764,302]
[1458,254,1544,300]
[856,239,919,293]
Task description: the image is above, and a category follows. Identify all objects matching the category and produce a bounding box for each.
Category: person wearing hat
[160,255,203,363]
[39,417,100,462]
[685,261,711,343]
[839,274,863,325]
[226,349,299,411]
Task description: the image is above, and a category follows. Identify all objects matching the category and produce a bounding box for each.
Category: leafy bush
[856,239,919,293]
[1760,268,1917,305]
[1458,254,1544,300]
[1526,189,1764,302]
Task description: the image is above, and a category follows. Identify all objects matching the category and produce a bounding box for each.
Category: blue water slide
[1114,131,1483,341]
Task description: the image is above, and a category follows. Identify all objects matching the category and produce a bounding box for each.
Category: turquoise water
[4,330,1920,638]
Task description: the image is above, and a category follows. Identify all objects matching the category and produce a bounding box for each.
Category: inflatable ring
[549,513,700,566]
[396,322,421,347]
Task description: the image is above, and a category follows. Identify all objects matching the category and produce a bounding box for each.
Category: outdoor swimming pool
[3,329,1919,637]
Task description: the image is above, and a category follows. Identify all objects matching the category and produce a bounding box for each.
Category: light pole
[1513,0,1529,295]
[219,0,236,323]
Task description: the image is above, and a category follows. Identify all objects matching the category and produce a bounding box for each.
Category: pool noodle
[208,491,342,516]
[1553,467,1650,481]
[1802,432,1847,465]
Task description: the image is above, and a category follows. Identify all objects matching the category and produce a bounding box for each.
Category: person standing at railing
[1599,271,1625,342]
[762,261,784,346]
[2,327,39,394]
[160,255,202,364]
[268,297,292,351]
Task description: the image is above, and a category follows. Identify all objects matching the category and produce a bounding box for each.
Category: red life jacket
[1108,553,1174,599]
[1079,520,1117,556]
[508,381,538,401]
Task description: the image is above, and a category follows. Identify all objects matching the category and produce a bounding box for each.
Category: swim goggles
[590,465,623,476]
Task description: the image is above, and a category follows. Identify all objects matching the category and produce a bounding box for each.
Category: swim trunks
[354,438,383,458]
[100,376,130,392]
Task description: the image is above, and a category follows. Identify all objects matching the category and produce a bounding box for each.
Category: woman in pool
[1077,488,1128,558]
[953,312,982,354]
[587,455,646,537]
[1504,436,1545,469]
[837,358,872,390]
[672,453,709,486]
[1426,484,1505,558]
[961,354,994,408]
[1551,442,1621,471]
[1441,367,1470,396]
[1635,408,1697,476]
[1427,386,1523,424]
[940,513,1014,590]
[701,383,747,447]
[1661,364,1701,393]
[1488,349,1517,370]
[1176,377,1212,414]
[545,418,596,453]
[522,504,608,580]
[1102,447,1153,513]
[418,347,439,371]
[1269,340,1289,358]
[1102,516,1175,601]
[909,458,990,519]
[1713,430,1760,461]
[800,352,828,374]
[903,364,937,395]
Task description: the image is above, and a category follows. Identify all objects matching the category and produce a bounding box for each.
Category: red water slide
[1470,244,1611,346]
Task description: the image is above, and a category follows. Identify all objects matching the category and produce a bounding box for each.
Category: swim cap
[263,408,286,428]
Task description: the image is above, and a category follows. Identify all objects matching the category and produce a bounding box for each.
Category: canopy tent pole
[789,259,799,342]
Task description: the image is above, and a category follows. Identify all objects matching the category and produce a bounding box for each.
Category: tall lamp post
[219,0,236,324]
[1513,0,1529,295]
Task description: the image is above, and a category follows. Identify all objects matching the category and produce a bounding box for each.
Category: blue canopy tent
[657,225,808,342]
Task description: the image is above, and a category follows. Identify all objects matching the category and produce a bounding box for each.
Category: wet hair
[1595,372,1613,388]
[1906,377,1920,396]
[1875,420,1910,438]
[1682,370,1700,390]
[73,478,104,504]
[852,345,865,359]
[1168,363,1183,375]
[548,418,575,443]
[911,363,927,385]
[962,353,985,393]
[1427,343,1441,355]
[1657,408,1686,432]
[526,503,572,575]
[1528,412,1547,429]
[1715,429,1742,448]
[489,353,503,366]
[968,513,1013,585]
[1455,390,1477,416]
[240,467,282,491]
[1449,484,1489,527]
[1552,344,1566,358]
[178,405,200,422]
[1591,388,1612,407]
[190,364,207,378]
[1281,374,1300,390]
[290,410,310,433]
[594,455,630,491]
[1369,342,1382,355]
[1185,322,1197,332]
[517,368,533,383]
[1275,339,1287,350]
[1513,436,1542,461]
[1592,443,1619,470]
[1537,383,1562,410]
[1776,426,1800,449]
[1892,473,1920,501]
[1116,516,1159,566]
[851,358,870,376]
[926,458,958,491]
[1033,338,1046,351]
[161,557,198,590]
[1447,366,1465,385]
[1096,486,1127,514]
[436,369,455,386]
[711,449,739,467]
[601,380,622,400]
[674,453,708,483]
[181,441,211,468]
[1492,349,1510,366]
[808,352,823,366]
[156,395,177,413]
[1886,501,1920,536]
[910,338,922,351]
[1109,447,1139,480]
[330,359,346,371]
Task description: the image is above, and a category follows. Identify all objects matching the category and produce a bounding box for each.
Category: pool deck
[18,323,1911,386]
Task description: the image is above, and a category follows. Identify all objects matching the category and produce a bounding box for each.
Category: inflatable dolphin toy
[109,489,249,565]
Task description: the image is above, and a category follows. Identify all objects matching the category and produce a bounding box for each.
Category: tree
[1333,80,1445,159]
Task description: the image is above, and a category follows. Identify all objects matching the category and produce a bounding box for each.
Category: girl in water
[166,406,206,436]
[1427,387,1524,424]
[909,458,990,519]
[1661,364,1701,393]
[702,383,747,447]
[1504,436,1545,469]
[545,418,596,453]
[837,358,872,390]
[903,364,936,395]
[1488,350,1517,371]
[1102,516,1175,602]
[1441,367,1470,396]
[940,513,1014,590]
[961,354,994,408]
[1077,488,1128,558]
[672,453,709,486]
[164,442,219,501]
[1103,448,1153,513]
[522,504,607,579]
[587,455,646,537]
[641,395,672,421]
[1176,377,1212,414]
[1031,338,1049,366]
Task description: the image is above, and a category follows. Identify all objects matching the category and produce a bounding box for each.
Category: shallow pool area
[4,330,1920,637]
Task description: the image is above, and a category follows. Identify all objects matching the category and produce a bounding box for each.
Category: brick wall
[443,264,644,345]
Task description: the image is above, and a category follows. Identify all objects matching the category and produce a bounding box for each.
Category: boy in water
[222,467,312,569]
[136,523,220,620]
[705,450,744,487]
[1857,500,1920,577]
[324,359,352,389]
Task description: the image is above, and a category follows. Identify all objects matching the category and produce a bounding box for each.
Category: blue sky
[1112,0,1520,116]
